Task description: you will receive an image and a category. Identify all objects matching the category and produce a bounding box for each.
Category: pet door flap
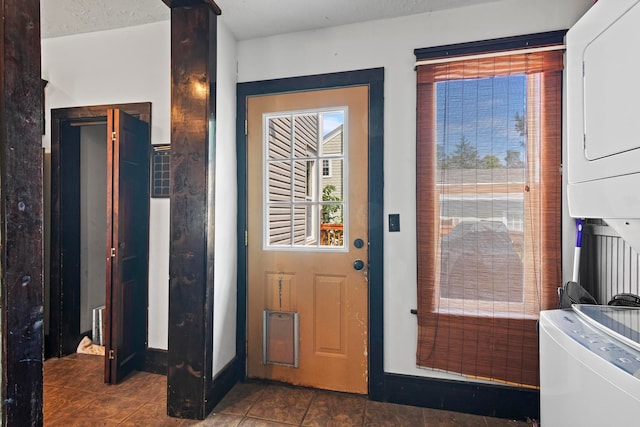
[263,310,299,367]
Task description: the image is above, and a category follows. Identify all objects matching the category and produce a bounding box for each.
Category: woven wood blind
[416,49,563,387]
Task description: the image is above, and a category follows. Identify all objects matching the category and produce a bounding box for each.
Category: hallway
[44,354,533,426]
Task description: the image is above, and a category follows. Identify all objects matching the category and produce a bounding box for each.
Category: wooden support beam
[164,0,218,420]
[0,0,44,425]
[162,0,221,15]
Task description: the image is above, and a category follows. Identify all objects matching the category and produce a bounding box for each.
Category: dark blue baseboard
[378,373,539,422]
[209,359,537,421]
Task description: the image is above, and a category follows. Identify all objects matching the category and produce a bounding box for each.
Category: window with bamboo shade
[415,34,564,387]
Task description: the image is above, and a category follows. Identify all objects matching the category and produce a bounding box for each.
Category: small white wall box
[263,310,299,367]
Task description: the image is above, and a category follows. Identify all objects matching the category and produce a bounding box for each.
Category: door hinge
[108,349,115,360]
[110,247,116,258]
[111,131,116,142]
[245,230,248,246]
[244,120,248,136]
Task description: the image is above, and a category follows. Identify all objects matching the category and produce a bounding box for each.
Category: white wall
[213,19,238,375]
[41,22,172,150]
[237,0,594,379]
[80,124,108,334]
[42,18,239,376]
[42,21,172,350]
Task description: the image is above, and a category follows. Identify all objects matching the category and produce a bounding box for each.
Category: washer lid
[574,305,640,352]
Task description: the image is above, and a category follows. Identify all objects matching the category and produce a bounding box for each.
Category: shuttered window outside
[322,159,332,177]
[415,36,563,387]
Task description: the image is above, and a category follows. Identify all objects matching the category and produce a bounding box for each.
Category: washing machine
[539,305,640,426]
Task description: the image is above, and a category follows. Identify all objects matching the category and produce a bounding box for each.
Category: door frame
[48,102,151,359]
[236,68,384,397]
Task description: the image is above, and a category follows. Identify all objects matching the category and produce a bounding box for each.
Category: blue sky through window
[322,111,344,136]
[437,75,526,167]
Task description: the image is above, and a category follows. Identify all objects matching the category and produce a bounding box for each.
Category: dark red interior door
[105,108,150,384]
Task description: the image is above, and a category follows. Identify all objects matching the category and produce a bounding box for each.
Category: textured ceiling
[41,0,169,39]
[42,0,501,40]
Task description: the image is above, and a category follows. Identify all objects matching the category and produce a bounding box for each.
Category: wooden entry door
[247,86,369,394]
[104,108,150,384]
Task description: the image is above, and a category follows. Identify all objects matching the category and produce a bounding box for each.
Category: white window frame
[262,107,349,252]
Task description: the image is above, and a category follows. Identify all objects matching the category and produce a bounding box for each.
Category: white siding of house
[266,114,319,245]
[321,127,343,201]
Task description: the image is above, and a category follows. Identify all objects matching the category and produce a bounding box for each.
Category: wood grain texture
[162,0,222,15]
[104,109,150,384]
[235,68,385,400]
[167,3,218,420]
[246,87,369,394]
[0,0,44,425]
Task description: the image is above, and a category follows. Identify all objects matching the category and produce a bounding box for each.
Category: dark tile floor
[44,353,534,426]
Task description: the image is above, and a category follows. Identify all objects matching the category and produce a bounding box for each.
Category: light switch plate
[389,214,400,232]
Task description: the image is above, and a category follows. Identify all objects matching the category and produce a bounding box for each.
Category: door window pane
[293,114,318,158]
[268,116,292,159]
[320,205,344,247]
[321,112,344,156]
[268,205,292,246]
[293,160,310,202]
[265,110,347,250]
[321,159,343,201]
[267,161,291,202]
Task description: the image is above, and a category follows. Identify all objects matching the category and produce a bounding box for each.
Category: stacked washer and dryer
[544,0,640,425]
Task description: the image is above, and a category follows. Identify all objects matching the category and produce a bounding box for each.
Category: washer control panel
[548,309,640,378]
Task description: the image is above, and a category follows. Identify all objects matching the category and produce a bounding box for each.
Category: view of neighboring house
[265,111,345,248]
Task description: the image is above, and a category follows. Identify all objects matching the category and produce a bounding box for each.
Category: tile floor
[44,353,535,426]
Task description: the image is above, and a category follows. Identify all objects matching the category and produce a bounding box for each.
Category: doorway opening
[46,102,151,385]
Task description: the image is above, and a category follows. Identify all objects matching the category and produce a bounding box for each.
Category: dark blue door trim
[236,68,385,397]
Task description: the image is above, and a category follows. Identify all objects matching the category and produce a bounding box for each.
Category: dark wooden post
[0,0,44,425]
[161,0,221,420]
